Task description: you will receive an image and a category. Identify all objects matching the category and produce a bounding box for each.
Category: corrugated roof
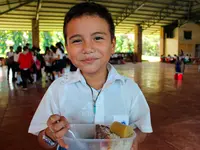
[0,0,200,34]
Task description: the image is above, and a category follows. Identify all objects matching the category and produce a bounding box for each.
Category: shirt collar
[64,63,125,85]
[106,63,125,85]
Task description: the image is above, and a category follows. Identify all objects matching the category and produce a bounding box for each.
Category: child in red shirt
[18,46,34,90]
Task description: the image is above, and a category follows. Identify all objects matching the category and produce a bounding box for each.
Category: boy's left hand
[131,128,147,150]
[131,139,138,150]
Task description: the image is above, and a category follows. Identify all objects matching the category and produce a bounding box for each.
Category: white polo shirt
[7,51,14,58]
[14,53,20,62]
[56,48,63,59]
[28,64,153,135]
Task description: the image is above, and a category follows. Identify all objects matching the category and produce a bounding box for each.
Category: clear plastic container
[62,124,137,150]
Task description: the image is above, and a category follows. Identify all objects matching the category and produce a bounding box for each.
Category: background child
[175,56,181,73]
[6,46,15,81]
[14,46,22,85]
[28,2,152,150]
[51,42,64,79]
[18,46,34,90]
[31,50,38,83]
[44,47,53,82]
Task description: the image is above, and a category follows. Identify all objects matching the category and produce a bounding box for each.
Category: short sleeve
[28,84,60,135]
[56,49,63,59]
[129,90,153,133]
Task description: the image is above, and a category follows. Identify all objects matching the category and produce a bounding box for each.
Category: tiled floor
[0,62,200,150]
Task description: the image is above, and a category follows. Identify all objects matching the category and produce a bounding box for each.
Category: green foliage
[11,31,23,50]
[115,34,159,56]
[115,34,134,53]
[0,31,159,56]
[53,32,64,45]
[142,35,159,56]
[0,31,8,54]
[40,31,53,53]
[27,31,32,48]
[0,30,33,55]
[0,31,65,55]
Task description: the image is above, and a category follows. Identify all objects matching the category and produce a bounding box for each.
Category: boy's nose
[82,41,94,54]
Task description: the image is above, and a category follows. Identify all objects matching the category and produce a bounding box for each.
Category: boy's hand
[131,139,138,150]
[131,128,147,150]
[46,114,70,149]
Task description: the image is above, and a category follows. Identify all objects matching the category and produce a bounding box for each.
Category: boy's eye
[94,36,104,41]
[72,39,82,44]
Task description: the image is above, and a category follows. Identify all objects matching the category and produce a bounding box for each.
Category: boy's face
[65,15,116,74]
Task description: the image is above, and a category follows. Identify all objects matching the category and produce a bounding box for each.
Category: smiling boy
[28,2,152,150]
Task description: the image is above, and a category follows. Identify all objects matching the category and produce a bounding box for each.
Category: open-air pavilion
[0,1,200,150]
[1,0,200,60]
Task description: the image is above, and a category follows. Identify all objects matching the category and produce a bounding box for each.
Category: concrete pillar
[134,24,142,62]
[32,19,39,48]
[160,27,165,56]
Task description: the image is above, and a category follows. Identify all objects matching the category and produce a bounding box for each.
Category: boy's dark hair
[63,2,115,45]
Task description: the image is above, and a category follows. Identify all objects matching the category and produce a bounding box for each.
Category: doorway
[195,44,200,57]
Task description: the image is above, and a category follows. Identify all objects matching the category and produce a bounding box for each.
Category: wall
[165,39,178,56]
[178,22,200,57]
[165,28,179,56]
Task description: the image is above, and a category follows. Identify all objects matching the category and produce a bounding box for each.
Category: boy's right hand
[46,114,70,149]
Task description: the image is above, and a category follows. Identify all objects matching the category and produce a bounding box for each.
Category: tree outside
[142,34,160,56]
[0,31,159,57]
[0,31,33,57]
[40,31,53,53]
[0,31,7,55]
[115,34,134,53]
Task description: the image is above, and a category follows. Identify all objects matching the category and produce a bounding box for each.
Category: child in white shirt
[28,2,153,150]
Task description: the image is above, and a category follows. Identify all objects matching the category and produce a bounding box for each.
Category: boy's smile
[65,15,116,75]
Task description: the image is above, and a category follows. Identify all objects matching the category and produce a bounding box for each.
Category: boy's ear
[111,36,116,54]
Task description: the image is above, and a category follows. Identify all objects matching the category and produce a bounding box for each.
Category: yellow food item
[110,122,134,138]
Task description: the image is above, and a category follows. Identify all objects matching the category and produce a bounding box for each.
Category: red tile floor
[0,62,200,150]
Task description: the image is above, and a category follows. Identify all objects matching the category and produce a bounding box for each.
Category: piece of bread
[110,122,134,138]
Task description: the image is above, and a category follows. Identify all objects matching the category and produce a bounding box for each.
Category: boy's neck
[82,67,108,90]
